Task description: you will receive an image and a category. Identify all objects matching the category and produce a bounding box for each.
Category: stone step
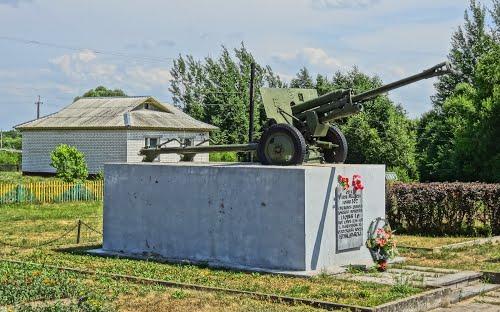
[427,271,483,288]
[389,268,446,278]
[402,265,460,274]
[449,283,500,303]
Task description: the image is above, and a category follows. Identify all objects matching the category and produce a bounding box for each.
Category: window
[145,137,159,148]
[144,103,150,110]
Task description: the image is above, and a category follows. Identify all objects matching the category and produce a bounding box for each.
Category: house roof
[16,96,218,131]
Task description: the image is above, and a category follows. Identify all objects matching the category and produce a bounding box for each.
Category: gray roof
[16,96,218,131]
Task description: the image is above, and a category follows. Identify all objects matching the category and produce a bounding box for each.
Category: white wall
[22,130,127,174]
[21,129,211,175]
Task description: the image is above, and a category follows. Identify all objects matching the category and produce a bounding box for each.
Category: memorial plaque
[336,189,363,250]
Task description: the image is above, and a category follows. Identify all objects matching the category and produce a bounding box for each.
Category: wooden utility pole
[35,95,43,119]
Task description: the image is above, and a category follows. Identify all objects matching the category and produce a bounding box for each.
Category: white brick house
[16,96,217,175]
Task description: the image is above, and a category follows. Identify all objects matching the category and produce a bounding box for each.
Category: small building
[16,96,217,175]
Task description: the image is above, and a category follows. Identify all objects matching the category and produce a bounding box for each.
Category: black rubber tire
[257,124,307,166]
[323,126,348,163]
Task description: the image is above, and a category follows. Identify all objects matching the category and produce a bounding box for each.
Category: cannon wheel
[257,124,306,165]
[323,126,348,163]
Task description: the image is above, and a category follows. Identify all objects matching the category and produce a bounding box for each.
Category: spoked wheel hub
[257,124,306,165]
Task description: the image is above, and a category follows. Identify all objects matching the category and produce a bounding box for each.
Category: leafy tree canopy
[74,86,127,102]
[417,0,500,182]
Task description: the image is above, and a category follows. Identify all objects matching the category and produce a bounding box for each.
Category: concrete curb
[373,287,452,312]
[400,236,500,253]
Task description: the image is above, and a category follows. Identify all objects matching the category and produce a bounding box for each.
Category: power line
[0,35,173,62]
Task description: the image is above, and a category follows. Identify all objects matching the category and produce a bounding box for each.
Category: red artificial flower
[375,238,386,247]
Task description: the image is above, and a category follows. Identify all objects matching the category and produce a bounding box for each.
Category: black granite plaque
[336,189,363,250]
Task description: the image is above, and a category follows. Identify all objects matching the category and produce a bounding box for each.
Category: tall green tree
[417,0,499,182]
[432,0,490,108]
[169,43,285,145]
[290,67,315,89]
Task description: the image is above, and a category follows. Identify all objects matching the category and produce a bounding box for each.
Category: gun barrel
[351,62,451,103]
[291,89,350,115]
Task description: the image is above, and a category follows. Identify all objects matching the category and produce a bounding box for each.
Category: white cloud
[302,48,345,70]
[126,66,173,85]
[79,50,97,62]
[49,52,172,95]
[272,47,348,73]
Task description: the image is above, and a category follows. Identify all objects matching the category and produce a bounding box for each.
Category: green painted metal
[260,88,318,125]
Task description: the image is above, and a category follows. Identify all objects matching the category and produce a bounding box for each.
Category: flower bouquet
[366,219,397,272]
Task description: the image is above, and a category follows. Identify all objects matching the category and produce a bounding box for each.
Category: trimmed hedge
[386,182,500,236]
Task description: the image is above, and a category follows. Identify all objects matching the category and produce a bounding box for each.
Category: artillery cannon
[140,62,451,165]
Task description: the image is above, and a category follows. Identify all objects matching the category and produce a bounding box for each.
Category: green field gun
[140,62,451,165]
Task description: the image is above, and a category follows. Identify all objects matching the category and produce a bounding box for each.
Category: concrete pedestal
[98,162,385,273]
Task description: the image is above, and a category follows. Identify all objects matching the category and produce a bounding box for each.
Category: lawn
[396,235,481,248]
[0,202,426,310]
[399,244,500,272]
[0,202,102,250]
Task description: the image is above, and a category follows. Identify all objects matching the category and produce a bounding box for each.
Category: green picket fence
[0,181,103,204]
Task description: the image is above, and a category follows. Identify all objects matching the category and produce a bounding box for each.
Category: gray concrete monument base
[96,162,386,274]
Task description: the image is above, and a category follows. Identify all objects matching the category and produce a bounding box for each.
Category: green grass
[0,261,111,311]
[399,243,500,272]
[0,202,102,249]
[8,247,422,307]
[0,202,426,310]
[397,235,481,248]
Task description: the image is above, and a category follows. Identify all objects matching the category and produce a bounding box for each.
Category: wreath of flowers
[366,218,397,271]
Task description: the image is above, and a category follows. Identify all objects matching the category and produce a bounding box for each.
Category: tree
[0,130,21,150]
[74,86,127,102]
[432,0,490,108]
[50,144,88,182]
[290,68,315,89]
[417,0,499,182]
[169,43,285,146]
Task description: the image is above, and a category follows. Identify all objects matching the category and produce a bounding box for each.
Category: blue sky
[0,0,477,130]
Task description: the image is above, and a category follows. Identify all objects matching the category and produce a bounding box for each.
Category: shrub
[386,182,500,236]
[209,152,238,162]
[0,151,22,165]
[50,144,88,182]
